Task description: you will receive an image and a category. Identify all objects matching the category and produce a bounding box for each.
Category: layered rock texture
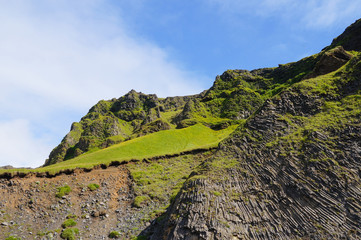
[2,19,361,240]
[145,21,361,240]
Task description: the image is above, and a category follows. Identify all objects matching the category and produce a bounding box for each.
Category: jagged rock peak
[330,18,361,51]
[123,89,157,98]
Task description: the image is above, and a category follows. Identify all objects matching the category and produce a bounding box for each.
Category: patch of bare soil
[0,166,133,239]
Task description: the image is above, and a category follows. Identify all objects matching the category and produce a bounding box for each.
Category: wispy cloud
[205,0,361,29]
[0,0,209,167]
[301,0,361,28]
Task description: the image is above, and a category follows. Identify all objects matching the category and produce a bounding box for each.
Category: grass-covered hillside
[0,123,237,175]
[44,46,325,166]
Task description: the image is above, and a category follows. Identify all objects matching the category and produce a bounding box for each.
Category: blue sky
[0,0,360,167]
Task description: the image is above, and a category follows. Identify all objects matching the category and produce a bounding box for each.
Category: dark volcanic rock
[149,96,361,240]
[136,119,171,136]
[330,19,361,51]
[146,53,361,239]
[305,46,352,79]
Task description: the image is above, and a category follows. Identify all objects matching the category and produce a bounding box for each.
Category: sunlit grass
[0,124,237,175]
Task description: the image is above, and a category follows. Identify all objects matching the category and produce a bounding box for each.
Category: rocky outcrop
[161,94,204,112]
[44,122,84,165]
[305,46,352,79]
[330,19,361,51]
[136,119,171,136]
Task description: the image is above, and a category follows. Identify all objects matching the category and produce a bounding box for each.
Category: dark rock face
[149,85,361,239]
[110,90,159,121]
[161,94,203,112]
[306,46,352,79]
[136,119,171,136]
[330,19,361,51]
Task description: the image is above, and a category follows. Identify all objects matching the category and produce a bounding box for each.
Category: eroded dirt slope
[0,166,138,239]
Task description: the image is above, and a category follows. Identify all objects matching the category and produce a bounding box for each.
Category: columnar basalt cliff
[144,21,361,240]
[1,19,361,240]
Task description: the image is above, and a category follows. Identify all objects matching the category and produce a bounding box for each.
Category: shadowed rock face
[305,46,352,79]
[330,19,361,51]
[147,86,361,239]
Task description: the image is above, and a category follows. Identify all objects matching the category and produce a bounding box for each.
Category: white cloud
[301,0,361,28]
[0,1,206,109]
[0,119,52,168]
[0,0,209,167]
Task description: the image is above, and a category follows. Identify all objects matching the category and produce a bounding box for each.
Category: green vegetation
[270,94,361,158]
[0,124,236,175]
[160,109,182,124]
[189,155,240,181]
[5,236,20,240]
[60,228,79,240]
[42,50,321,166]
[202,53,320,120]
[87,183,100,191]
[133,195,151,208]
[128,152,210,222]
[61,219,77,228]
[56,185,71,198]
[108,231,121,238]
[273,55,361,148]
[132,236,147,240]
[129,153,209,202]
[213,191,222,196]
[50,124,236,171]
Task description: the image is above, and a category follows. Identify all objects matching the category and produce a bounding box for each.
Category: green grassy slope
[1,124,237,175]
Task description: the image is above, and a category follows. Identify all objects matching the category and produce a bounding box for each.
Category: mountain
[45,49,321,166]
[1,19,361,240]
